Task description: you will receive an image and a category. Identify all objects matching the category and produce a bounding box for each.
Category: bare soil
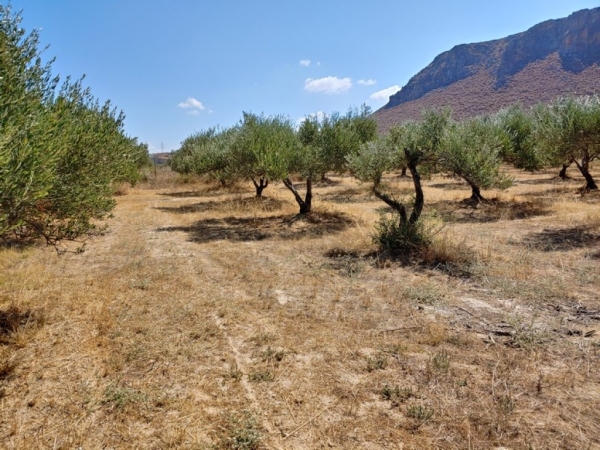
[1,166,599,449]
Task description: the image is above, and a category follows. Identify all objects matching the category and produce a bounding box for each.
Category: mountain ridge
[374,7,600,131]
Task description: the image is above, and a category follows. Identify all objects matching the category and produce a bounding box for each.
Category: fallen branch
[380,326,423,334]
[457,306,490,325]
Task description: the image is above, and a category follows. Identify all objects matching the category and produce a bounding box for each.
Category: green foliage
[374,212,431,256]
[438,116,512,199]
[233,112,299,183]
[534,96,600,189]
[380,384,415,406]
[393,108,451,172]
[0,5,60,238]
[535,96,600,161]
[347,134,399,187]
[218,411,261,450]
[494,105,545,170]
[0,6,147,244]
[300,104,377,177]
[406,404,434,422]
[169,127,217,175]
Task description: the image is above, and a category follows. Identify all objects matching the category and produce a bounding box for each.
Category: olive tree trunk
[283,177,312,214]
[575,157,598,190]
[372,159,424,227]
[251,177,268,197]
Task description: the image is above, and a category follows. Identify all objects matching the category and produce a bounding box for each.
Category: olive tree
[348,110,450,254]
[230,113,297,197]
[41,79,148,241]
[170,128,219,175]
[349,109,450,226]
[0,5,60,238]
[300,105,377,181]
[535,96,600,190]
[223,112,307,208]
[494,105,547,172]
[0,6,147,244]
[438,116,512,203]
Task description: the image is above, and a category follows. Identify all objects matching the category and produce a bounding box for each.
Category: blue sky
[10,0,600,152]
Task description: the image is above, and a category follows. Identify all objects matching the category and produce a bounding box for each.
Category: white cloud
[358,79,377,86]
[299,59,311,66]
[296,110,326,126]
[304,76,352,94]
[369,85,401,102]
[177,97,205,110]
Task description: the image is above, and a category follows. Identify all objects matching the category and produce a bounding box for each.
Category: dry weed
[0,166,599,449]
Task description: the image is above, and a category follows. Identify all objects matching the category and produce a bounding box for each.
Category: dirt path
[1,172,599,449]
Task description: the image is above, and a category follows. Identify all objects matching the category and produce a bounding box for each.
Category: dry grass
[0,165,599,449]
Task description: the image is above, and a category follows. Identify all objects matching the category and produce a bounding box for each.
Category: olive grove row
[0,6,149,245]
[171,96,600,230]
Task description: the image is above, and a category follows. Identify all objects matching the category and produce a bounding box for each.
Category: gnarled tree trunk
[407,161,423,224]
[283,177,312,214]
[372,158,424,227]
[558,162,571,180]
[251,177,268,197]
[574,156,598,190]
[468,183,486,203]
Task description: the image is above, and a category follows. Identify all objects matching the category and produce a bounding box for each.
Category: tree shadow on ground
[319,188,376,204]
[313,177,343,187]
[428,181,470,190]
[156,211,353,243]
[0,306,43,344]
[429,199,552,223]
[518,186,576,197]
[154,196,285,214]
[158,184,248,198]
[515,176,576,186]
[521,225,600,252]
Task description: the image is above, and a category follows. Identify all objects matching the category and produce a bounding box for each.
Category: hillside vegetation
[375,7,600,132]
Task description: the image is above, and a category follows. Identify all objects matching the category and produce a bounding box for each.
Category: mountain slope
[374,7,600,131]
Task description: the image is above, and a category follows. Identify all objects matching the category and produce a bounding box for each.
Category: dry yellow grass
[1,165,599,449]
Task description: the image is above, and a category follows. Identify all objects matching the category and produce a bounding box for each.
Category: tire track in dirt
[144,192,283,446]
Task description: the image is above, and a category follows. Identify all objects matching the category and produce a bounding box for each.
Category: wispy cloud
[369,85,401,102]
[358,79,377,86]
[299,59,311,66]
[296,110,326,126]
[304,76,352,94]
[177,97,205,111]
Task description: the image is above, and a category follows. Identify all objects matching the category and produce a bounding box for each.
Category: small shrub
[429,349,450,373]
[403,283,442,305]
[102,383,145,409]
[259,347,286,363]
[218,410,261,450]
[406,404,434,422]
[248,370,274,383]
[366,353,388,372]
[380,384,415,406]
[0,306,45,344]
[419,234,475,275]
[509,315,546,349]
[374,214,431,256]
[249,333,275,346]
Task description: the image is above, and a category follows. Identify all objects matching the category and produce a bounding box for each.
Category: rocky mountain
[374,7,600,132]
